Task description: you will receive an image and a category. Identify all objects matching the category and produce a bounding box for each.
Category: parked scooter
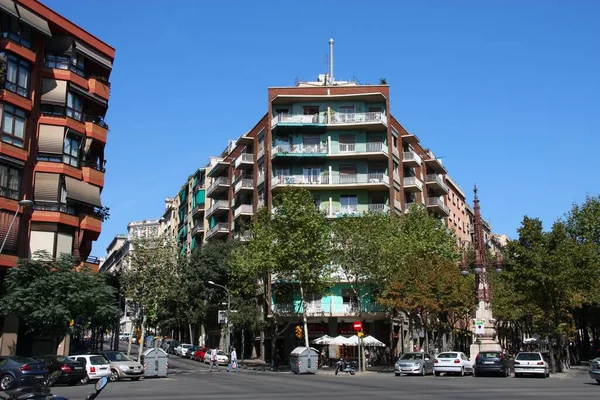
[335,358,356,375]
[0,371,108,400]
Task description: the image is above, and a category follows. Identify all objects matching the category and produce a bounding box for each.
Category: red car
[192,347,209,361]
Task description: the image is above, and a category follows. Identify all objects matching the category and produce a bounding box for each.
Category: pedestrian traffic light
[295,325,303,339]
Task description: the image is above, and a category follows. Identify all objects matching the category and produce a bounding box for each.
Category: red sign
[353,321,362,331]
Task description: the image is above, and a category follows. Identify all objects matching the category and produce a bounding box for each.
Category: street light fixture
[0,199,33,254]
[208,280,231,353]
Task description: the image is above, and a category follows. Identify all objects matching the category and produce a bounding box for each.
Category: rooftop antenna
[329,38,335,85]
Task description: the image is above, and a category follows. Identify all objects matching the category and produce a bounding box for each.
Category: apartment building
[0,0,114,354]
[445,175,471,244]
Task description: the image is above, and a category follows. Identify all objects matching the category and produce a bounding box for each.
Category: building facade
[0,0,114,355]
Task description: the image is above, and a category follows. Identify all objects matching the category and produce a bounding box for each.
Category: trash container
[142,347,168,377]
[289,346,319,374]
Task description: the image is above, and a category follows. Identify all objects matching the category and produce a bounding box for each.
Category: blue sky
[42,0,600,256]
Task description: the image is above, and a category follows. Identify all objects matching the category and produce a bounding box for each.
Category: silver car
[589,357,600,383]
[395,352,434,376]
[101,351,144,382]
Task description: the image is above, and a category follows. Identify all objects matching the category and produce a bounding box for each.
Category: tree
[122,236,180,361]
[240,187,332,356]
[0,252,118,355]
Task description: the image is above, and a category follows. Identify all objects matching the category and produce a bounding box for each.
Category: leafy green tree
[0,252,118,355]
[122,236,180,361]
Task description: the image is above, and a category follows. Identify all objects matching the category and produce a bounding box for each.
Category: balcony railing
[81,159,106,172]
[233,231,251,242]
[272,143,327,156]
[272,172,389,187]
[394,198,402,211]
[234,178,253,193]
[257,173,265,186]
[271,113,326,127]
[192,203,205,216]
[234,204,253,218]
[235,153,254,169]
[427,197,450,215]
[206,177,230,197]
[330,112,387,126]
[329,203,389,217]
[403,176,423,191]
[426,174,449,192]
[257,147,265,160]
[206,200,229,217]
[191,223,204,236]
[331,142,388,155]
[33,202,76,215]
[84,115,109,130]
[403,150,422,166]
[271,301,386,315]
[206,222,229,239]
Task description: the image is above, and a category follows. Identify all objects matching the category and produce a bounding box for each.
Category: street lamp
[208,280,231,353]
[0,199,33,254]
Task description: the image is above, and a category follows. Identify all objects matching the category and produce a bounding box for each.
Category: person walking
[209,348,220,372]
[227,347,240,372]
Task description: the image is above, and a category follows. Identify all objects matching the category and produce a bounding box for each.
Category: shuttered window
[0,210,19,254]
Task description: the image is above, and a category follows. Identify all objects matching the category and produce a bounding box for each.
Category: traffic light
[295,325,303,339]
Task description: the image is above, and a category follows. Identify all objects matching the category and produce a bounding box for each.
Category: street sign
[474,320,485,335]
[353,321,362,331]
[218,310,228,324]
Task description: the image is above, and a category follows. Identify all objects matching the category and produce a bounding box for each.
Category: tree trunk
[188,324,193,345]
[299,285,310,349]
[126,320,136,357]
[199,323,206,347]
[138,313,147,364]
[241,329,245,362]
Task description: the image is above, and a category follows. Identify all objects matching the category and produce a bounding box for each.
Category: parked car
[192,347,209,362]
[166,340,180,355]
[186,346,200,360]
[513,352,549,378]
[119,333,131,341]
[0,356,47,390]
[203,350,229,365]
[433,351,473,376]
[70,354,111,384]
[394,352,434,376]
[35,355,86,385]
[473,351,511,377]
[175,344,193,357]
[101,351,144,382]
[588,357,600,383]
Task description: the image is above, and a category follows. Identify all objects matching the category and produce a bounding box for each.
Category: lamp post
[0,199,33,254]
[460,186,503,360]
[208,280,231,353]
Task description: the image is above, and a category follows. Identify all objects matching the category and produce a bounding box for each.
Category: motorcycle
[334,358,356,376]
[0,371,108,400]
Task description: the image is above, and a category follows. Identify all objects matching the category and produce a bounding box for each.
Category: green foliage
[0,252,118,343]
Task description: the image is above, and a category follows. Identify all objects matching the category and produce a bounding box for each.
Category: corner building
[0,0,114,354]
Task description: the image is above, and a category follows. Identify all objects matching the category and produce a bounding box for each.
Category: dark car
[0,356,47,390]
[473,351,511,377]
[186,346,200,360]
[36,355,86,386]
[166,340,180,355]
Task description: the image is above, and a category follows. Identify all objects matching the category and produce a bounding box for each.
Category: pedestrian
[227,347,240,372]
[209,348,220,372]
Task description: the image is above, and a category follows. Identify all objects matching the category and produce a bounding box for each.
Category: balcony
[80,214,102,235]
[234,204,254,219]
[33,202,76,215]
[233,231,251,242]
[327,203,389,218]
[84,116,108,144]
[403,177,424,192]
[88,77,110,100]
[206,222,229,240]
[402,150,422,167]
[329,142,388,159]
[272,143,327,158]
[206,177,230,198]
[192,203,205,217]
[424,157,446,174]
[427,197,450,216]
[234,153,254,169]
[271,113,326,128]
[81,160,105,187]
[257,147,265,160]
[206,199,229,218]
[393,171,401,186]
[394,198,402,211]
[271,172,389,190]
[234,177,254,194]
[191,223,204,237]
[329,112,387,130]
[257,173,265,187]
[425,174,449,195]
[31,202,79,228]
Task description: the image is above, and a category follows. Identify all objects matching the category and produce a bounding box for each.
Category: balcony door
[339,134,355,153]
[303,135,320,153]
[338,105,355,122]
[340,195,358,214]
[339,165,357,184]
[303,167,320,184]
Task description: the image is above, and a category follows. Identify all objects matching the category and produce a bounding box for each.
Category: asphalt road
[48,345,599,400]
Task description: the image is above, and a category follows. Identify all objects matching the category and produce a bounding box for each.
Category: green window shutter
[196,189,205,205]
[191,237,196,251]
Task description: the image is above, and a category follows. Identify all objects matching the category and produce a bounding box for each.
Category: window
[40,104,65,117]
[1,104,26,147]
[63,134,81,167]
[1,14,32,48]
[339,165,357,183]
[339,134,355,152]
[45,55,70,70]
[303,106,319,115]
[66,92,83,121]
[340,195,358,213]
[70,53,85,76]
[0,164,21,200]
[302,167,320,184]
[4,53,29,97]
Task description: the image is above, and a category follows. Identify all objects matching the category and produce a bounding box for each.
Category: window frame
[1,14,32,48]
[62,132,82,167]
[0,163,22,200]
[1,104,26,148]
[66,91,83,121]
[4,53,30,97]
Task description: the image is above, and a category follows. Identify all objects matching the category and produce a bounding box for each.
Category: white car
[434,351,473,376]
[175,344,193,357]
[71,354,111,384]
[514,352,549,378]
[203,350,229,365]
[118,333,130,341]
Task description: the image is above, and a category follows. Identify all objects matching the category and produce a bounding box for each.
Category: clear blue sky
[43,0,600,256]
